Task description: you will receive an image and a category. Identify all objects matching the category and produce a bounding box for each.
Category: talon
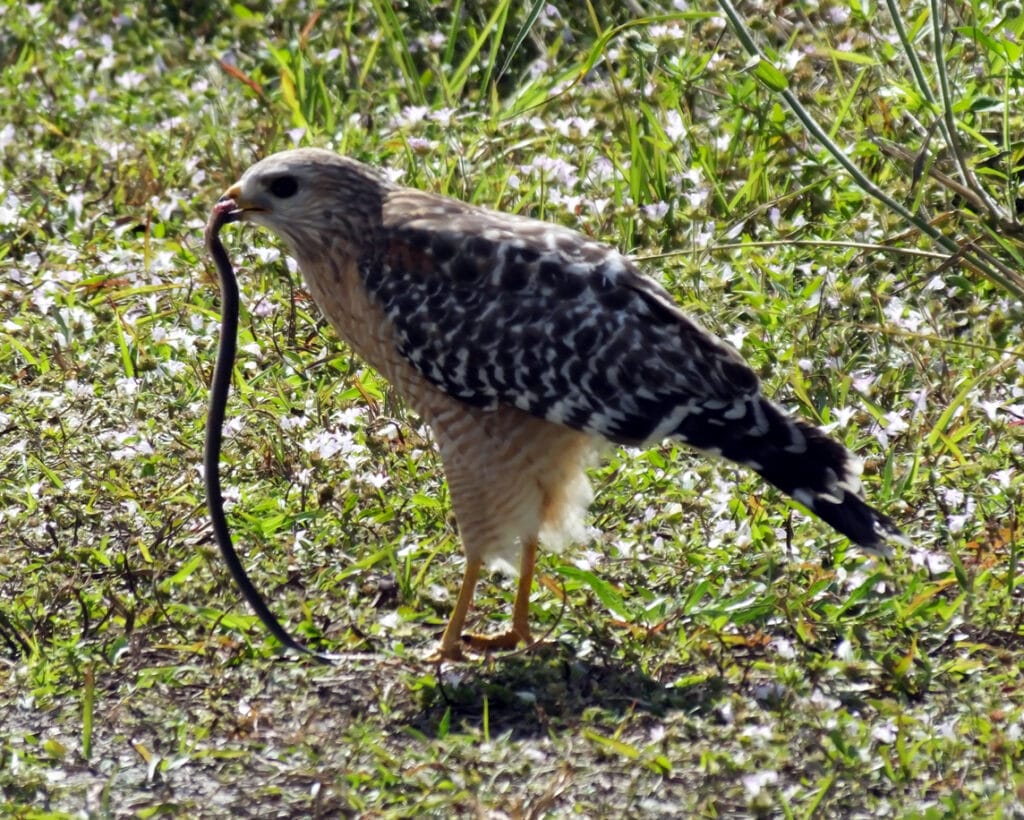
[426,644,467,663]
[462,628,532,652]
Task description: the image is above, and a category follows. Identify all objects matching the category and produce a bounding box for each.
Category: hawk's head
[220,148,392,256]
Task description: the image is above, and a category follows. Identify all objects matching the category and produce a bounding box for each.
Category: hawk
[218,148,900,661]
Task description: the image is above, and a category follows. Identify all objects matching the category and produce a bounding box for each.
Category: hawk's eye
[268,176,299,199]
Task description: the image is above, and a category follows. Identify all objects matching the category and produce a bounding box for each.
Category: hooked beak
[218,183,268,221]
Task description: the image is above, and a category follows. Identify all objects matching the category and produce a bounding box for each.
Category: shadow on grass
[406,641,724,739]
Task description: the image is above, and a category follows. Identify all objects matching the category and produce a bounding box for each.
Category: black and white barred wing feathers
[366,189,758,444]
[363,188,899,552]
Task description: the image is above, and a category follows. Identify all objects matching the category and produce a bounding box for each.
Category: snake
[203,198,333,664]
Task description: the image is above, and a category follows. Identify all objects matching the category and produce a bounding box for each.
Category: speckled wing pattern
[361,188,761,448]
[359,187,899,551]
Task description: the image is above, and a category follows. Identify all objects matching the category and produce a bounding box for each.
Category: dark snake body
[204,198,331,663]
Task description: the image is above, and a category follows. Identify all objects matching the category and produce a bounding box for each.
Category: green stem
[715,0,1024,300]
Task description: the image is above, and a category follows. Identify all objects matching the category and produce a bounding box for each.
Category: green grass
[1,0,1023,816]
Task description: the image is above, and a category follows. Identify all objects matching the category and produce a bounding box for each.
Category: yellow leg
[428,541,539,662]
[510,537,537,643]
[463,538,536,653]
[428,556,481,662]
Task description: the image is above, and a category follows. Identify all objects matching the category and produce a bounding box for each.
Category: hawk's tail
[676,395,900,554]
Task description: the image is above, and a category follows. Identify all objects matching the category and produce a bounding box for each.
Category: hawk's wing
[361,188,760,446]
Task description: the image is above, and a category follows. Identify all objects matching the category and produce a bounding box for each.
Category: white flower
[835,639,854,661]
[396,105,430,127]
[115,70,147,90]
[280,414,309,432]
[663,109,687,143]
[909,548,951,574]
[301,429,357,460]
[782,49,804,71]
[771,637,796,659]
[831,406,857,428]
[521,156,578,188]
[641,201,669,222]
[992,469,1014,489]
[978,399,1002,421]
[360,472,389,489]
[882,411,909,435]
[826,5,851,24]
[741,770,778,798]
[725,328,747,350]
[431,107,456,126]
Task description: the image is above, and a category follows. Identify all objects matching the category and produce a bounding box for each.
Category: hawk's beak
[218,183,267,220]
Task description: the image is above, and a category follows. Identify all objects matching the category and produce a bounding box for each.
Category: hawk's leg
[429,539,537,662]
[429,555,482,662]
[463,538,536,653]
